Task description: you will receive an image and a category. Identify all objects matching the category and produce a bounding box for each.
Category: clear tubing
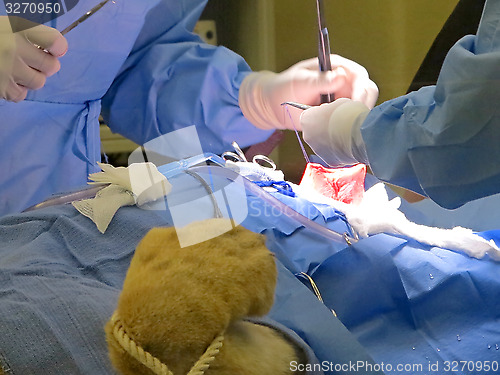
[23,185,107,212]
[188,165,356,245]
[22,157,356,245]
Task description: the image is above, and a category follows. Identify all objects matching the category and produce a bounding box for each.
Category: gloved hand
[0,16,68,102]
[301,98,371,167]
[239,54,378,130]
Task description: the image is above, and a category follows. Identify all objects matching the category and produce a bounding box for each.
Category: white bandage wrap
[295,181,500,261]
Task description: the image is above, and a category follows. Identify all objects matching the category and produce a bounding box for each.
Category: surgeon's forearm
[474,0,500,54]
[362,35,500,209]
[360,0,500,209]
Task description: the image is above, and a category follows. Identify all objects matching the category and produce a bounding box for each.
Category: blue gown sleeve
[361,0,500,209]
[101,0,273,155]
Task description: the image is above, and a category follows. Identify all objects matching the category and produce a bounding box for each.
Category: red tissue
[299,163,366,204]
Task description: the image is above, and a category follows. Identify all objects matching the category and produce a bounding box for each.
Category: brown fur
[106,219,302,375]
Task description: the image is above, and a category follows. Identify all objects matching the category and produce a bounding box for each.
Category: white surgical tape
[224,160,284,182]
[72,162,172,233]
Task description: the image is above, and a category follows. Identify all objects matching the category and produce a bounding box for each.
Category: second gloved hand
[301,98,371,167]
[239,54,378,130]
[0,16,68,102]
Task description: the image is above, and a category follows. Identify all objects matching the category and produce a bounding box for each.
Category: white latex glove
[0,16,68,102]
[239,54,378,130]
[301,98,370,167]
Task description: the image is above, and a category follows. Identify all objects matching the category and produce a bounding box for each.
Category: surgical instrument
[316,0,334,103]
[32,0,117,54]
[61,0,116,35]
[281,101,312,111]
[222,142,277,172]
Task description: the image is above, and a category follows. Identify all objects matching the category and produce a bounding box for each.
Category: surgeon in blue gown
[301,0,500,212]
[0,0,378,217]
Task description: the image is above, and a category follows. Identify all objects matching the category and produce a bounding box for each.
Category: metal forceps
[316,0,334,103]
[222,141,296,197]
[61,0,117,35]
[221,141,277,171]
[33,0,117,53]
[281,101,312,111]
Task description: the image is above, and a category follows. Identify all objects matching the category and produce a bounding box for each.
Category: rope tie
[110,312,224,375]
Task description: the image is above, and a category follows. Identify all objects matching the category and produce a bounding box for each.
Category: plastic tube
[24,154,355,245]
[23,185,107,212]
[188,165,356,245]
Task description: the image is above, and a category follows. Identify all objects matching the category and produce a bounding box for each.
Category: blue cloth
[0,0,272,216]
[361,0,500,209]
[0,168,499,374]
[0,206,329,375]
[259,198,500,375]
[406,191,500,232]
[0,172,364,375]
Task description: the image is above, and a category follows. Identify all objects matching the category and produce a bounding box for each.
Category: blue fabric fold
[0,169,498,374]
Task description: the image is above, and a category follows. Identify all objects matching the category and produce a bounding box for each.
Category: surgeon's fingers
[301,99,343,135]
[4,79,28,102]
[288,56,324,71]
[300,67,347,95]
[16,34,61,76]
[300,99,353,162]
[291,66,348,106]
[23,24,68,57]
[351,78,379,109]
[330,54,368,75]
[364,79,379,108]
[328,54,379,108]
[12,58,46,90]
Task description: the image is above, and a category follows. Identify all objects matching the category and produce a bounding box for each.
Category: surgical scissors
[221,141,277,171]
[316,0,334,103]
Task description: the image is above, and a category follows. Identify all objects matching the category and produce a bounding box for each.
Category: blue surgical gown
[0,0,272,216]
[361,0,500,209]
